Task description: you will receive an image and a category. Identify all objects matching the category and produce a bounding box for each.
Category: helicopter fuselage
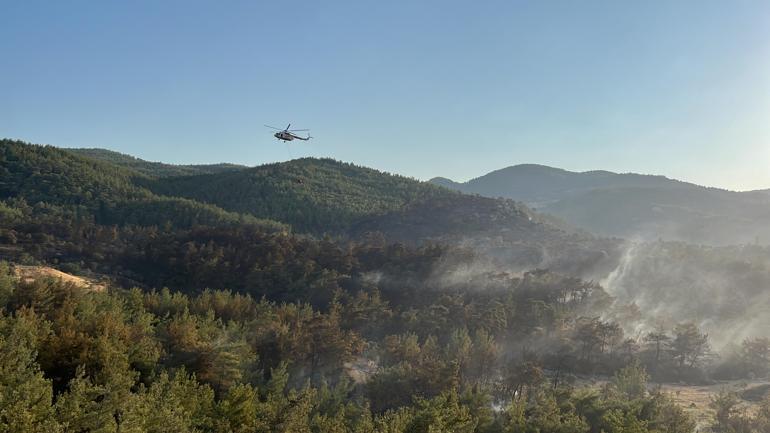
[275,131,310,141]
[266,124,311,141]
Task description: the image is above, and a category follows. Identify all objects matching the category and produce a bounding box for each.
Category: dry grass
[655,380,769,432]
[13,265,107,292]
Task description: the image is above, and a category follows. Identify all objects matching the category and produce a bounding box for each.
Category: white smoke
[598,241,770,351]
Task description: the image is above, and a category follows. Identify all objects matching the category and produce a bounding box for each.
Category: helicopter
[265,124,312,142]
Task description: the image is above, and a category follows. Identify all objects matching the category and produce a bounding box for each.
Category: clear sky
[2,1,769,190]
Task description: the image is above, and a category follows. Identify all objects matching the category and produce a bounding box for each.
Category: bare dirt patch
[12,265,107,292]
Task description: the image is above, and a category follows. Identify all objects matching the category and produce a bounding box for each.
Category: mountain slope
[0,139,283,230]
[431,164,770,245]
[144,158,458,233]
[66,148,245,177]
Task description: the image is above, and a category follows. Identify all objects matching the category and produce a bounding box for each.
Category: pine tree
[0,312,58,433]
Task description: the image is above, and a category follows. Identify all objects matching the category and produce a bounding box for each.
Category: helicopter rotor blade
[286,124,291,131]
[264,125,283,130]
[288,129,309,132]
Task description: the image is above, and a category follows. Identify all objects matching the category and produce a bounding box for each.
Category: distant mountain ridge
[431,164,697,206]
[431,164,770,245]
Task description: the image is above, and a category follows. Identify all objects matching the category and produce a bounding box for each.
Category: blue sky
[2,1,769,190]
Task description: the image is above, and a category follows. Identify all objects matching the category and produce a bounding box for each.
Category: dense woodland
[1,139,770,432]
[66,149,247,178]
[142,157,458,234]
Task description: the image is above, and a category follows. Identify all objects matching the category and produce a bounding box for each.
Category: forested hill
[66,148,245,177]
[0,139,283,230]
[143,158,460,233]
